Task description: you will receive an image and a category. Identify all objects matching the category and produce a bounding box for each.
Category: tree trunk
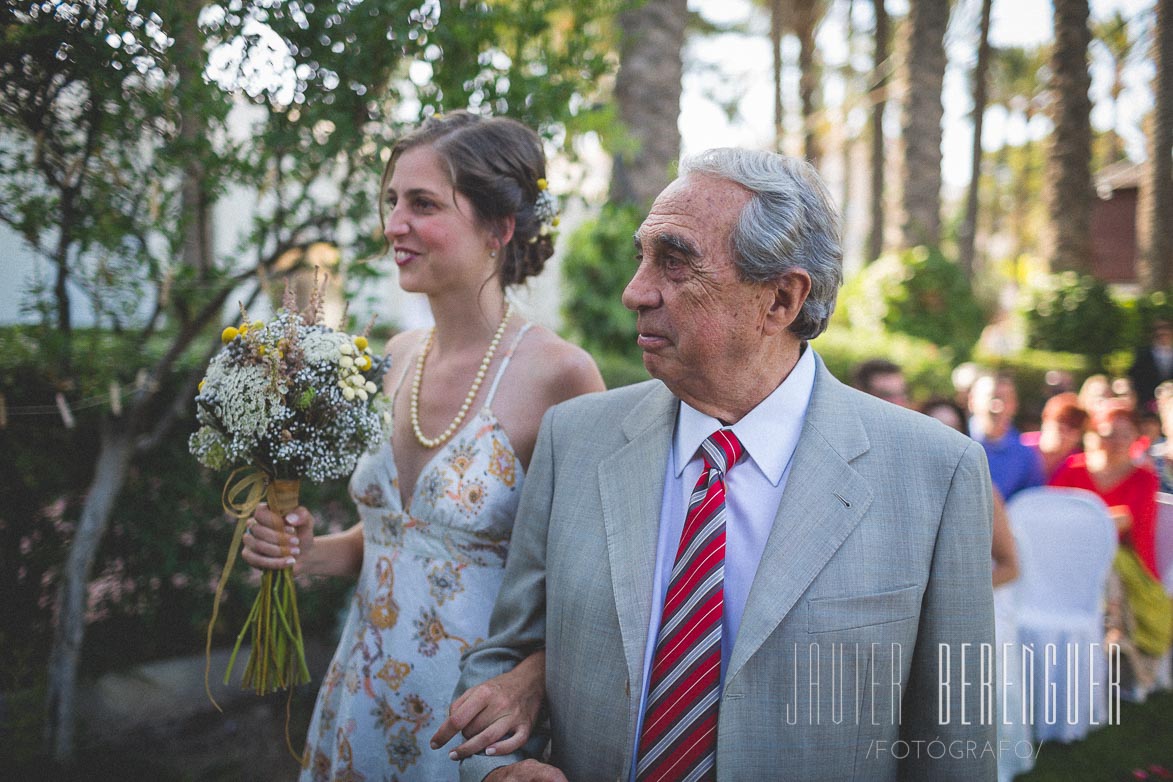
[609,0,689,209]
[899,0,950,248]
[868,0,889,263]
[794,0,823,166]
[1044,0,1095,273]
[771,0,785,153]
[1139,0,1173,291]
[959,0,993,279]
[45,422,135,762]
[173,3,214,276]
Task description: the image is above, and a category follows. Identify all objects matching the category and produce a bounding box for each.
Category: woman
[1049,400,1169,697]
[1049,400,1159,578]
[1019,392,1087,481]
[243,112,605,780]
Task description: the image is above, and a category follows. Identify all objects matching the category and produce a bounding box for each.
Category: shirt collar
[673,344,816,486]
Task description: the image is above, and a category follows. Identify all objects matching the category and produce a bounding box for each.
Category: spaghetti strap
[389,330,428,408]
[485,321,534,407]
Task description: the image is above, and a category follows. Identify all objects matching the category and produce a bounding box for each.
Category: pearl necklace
[410,303,514,449]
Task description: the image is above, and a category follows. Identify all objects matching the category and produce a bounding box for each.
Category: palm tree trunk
[959,0,993,278]
[899,0,950,248]
[772,0,785,153]
[609,0,689,209]
[795,0,822,166]
[1045,0,1095,273]
[1140,0,1173,291]
[868,0,889,263]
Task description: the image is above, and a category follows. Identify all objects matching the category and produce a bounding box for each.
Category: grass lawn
[1020,689,1173,781]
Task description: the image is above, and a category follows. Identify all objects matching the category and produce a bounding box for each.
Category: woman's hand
[241,503,316,575]
[1108,504,1134,535]
[430,650,546,761]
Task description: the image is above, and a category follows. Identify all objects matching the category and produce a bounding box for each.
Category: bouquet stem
[225,478,311,694]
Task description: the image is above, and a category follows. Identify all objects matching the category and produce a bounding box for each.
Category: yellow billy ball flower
[221,326,239,343]
[354,336,369,351]
[198,379,206,392]
[357,355,372,371]
[537,178,548,191]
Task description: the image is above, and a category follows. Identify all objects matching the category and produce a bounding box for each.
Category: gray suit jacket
[458,354,997,781]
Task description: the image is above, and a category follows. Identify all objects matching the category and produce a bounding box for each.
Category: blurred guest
[1049,400,1170,698]
[1049,400,1159,578]
[969,372,1045,500]
[920,396,966,433]
[1128,319,1173,414]
[1149,381,1173,493]
[1078,373,1112,417]
[853,357,910,407]
[1019,392,1087,481]
[952,361,980,411]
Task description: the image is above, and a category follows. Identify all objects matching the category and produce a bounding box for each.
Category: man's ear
[762,269,812,336]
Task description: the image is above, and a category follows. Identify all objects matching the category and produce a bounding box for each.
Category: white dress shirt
[629,345,816,778]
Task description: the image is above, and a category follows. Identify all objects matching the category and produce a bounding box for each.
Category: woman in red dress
[1049,399,1159,579]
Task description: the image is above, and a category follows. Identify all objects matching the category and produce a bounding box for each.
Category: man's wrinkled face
[621,174,779,406]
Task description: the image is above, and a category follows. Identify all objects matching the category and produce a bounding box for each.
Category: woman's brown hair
[379,111,554,288]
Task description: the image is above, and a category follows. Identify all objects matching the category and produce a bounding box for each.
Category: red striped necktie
[636,429,744,782]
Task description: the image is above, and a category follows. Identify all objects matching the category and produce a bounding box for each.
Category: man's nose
[621,263,661,312]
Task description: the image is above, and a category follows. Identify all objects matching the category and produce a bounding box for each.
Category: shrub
[1021,272,1126,364]
[814,324,956,404]
[839,246,988,360]
[561,202,643,362]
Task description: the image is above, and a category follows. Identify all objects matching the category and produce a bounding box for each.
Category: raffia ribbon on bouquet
[204,467,309,767]
[204,466,269,711]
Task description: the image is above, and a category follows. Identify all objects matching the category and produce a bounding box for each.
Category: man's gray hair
[679,148,843,341]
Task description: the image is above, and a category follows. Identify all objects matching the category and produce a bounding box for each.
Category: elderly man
[450,149,996,781]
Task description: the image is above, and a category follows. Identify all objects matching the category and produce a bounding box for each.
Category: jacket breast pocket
[805,584,922,634]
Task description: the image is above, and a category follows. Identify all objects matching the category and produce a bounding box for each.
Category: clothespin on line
[56,392,76,429]
[109,381,123,417]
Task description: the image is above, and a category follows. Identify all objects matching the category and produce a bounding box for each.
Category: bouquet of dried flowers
[192,279,390,705]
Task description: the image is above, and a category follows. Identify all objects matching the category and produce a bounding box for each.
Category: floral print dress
[302,324,533,782]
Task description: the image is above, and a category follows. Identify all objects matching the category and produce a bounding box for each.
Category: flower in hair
[532,185,559,242]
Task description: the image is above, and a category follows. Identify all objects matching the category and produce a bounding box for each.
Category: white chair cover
[1007,486,1118,744]
[994,581,1034,781]
[1154,494,1173,691]
[1157,493,1173,597]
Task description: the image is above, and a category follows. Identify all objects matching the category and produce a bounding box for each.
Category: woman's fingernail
[449,751,458,761]
[288,536,299,546]
[286,557,296,566]
[430,741,439,749]
[486,747,496,756]
[285,513,298,523]
[291,547,301,556]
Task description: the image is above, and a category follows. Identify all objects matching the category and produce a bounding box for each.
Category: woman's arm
[990,490,1019,587]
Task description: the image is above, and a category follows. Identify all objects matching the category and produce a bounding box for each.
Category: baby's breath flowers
[191,277,391,708]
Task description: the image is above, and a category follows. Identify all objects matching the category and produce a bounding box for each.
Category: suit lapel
[599,382,678,688]
[727,358,875,683]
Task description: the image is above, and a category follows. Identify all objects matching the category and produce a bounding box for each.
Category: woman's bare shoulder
[515,324,606,403]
